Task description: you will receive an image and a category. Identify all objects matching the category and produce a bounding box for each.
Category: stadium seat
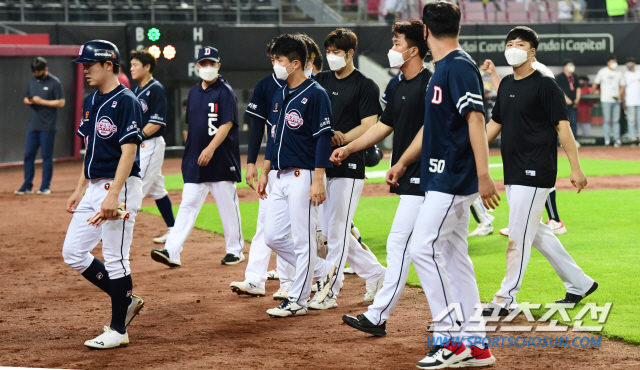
[252,0,278,23]
[463,1,487,23]
[507,1,529,23]
[486,1,507,22]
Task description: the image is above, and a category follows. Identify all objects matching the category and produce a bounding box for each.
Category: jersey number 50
[429,158,445,173]
[208,103,218,136]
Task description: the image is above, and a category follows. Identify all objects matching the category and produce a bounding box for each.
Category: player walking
[334,19,431,336]
[63,40,145,349]
[310,28,387,310]
[151,47,244,267]
[386,3,499,367]
[483,26,597,317]
[128,49,176,244]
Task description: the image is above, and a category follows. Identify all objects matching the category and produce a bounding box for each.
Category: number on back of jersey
[208,102,218,136]
[429,158,445,173]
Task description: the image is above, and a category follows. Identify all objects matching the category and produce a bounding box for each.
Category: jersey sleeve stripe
[119,130,141,144]
[147,119,166,125]
[313,125,333,137]
[246,110,266,120]
[380,97,387,104]
[456,92,483,110]
[457,98,484,114]
[266,120,273,126]
[77,130,85,137]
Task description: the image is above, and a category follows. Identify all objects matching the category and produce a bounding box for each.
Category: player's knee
[263,228,282,248]
[62,248,90,272]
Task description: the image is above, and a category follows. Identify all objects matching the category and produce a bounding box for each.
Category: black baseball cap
[197,46,219,63]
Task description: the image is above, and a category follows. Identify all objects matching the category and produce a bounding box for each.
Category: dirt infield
[1,146,639,369]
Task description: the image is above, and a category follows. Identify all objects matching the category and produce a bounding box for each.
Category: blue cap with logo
[72,40,121,65]
[197,46,219,63]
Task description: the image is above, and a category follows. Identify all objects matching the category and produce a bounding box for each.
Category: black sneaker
[151,249,181,267]
[342,314,386,337]
[221,253,245,265]
[556,281,598,304]
[481,306,511,317]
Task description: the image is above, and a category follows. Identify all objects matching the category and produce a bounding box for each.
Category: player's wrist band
[141,130,149,140]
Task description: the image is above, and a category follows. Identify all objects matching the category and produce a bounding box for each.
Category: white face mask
[504,48,533,67]
[198,66,218,82]
[326,53,350,71]
[609,62,618,70]
[387,47,414,68]
[567,65,575,73]
[304,66,313,78]
[273,61,296,80]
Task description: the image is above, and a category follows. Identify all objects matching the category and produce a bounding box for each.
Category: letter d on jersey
[432,86,443,105]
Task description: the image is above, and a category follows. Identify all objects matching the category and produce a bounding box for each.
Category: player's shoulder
[83,91,98,106]
[353,69,376,84]
[313,70,333,83]
[219,77,238,98]
[308,79,330,97]
[149,79,165,92]
[447,50,477,69]
[258,73,283,89]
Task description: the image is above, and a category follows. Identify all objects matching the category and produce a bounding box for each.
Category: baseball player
[310,28,387,310]
[386,3,499,367]
[229,38,297,299]
[128,49,175,244]
[150,46,244,267]
[255,34,337,318]
[483,26,597,317]
[335,20,431,337]
[469,195,495,236]
[63,40,145,349]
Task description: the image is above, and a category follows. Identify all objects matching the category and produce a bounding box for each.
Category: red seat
[507,2,529,23]
[464,1,487,23]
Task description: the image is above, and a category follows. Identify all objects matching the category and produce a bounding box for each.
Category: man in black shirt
[331,20,431,336]
[310,28,386,309]
[556,59,581,140]
[484,27,597,316]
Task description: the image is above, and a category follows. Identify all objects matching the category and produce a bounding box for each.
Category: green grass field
[163,157,640,190]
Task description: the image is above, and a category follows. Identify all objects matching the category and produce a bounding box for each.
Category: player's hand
[482,60,495,74]
[386,163,407,187]
[256,174,269,200]
[565,96,573,105]
[100,194,119,220]
[245,163,258,190]
[24,97,34,105]
[31,96,43,105]
[66,190,84,213]
[197,147,215,166]
[478,174,500,210]
[570,168,587,193]
[332,131,347,147]
[330,146,351,166]
[310,181,326,206]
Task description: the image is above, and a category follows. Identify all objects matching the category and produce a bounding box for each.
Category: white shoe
[84,326,129,349]
[314,264,337,303]
[363,270,386,302]
[230,281,265,297]
[266,298,307,318]
[614,140,622,147]
[469,223,494,237]
[152,228,173,244]
[416,343,471,369]
[14,189,33,195]
[546,219,567,235]
[343,266,356,275]
[311,281,318,292]
[37,189,51,195]
[499,227,509,236]
[125,294,145,327]
[308,295,337,310]
[266,268,279,280]
[273,285,290,300]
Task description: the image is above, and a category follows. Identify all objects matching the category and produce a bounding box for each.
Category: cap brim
[71,56,97,64]
[198,57,219,63]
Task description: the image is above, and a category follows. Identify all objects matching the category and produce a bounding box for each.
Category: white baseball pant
[409,191,486,343]
[62,177,143,280]
[244,171,295,290]
[491,185,594,308]
[364,195,423,325]
[139,136,169,200]
[316,177,386,297]
[165,181,244,261]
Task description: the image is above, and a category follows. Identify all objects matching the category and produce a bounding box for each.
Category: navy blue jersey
[133,78,166,139]
[421,50,485,195]
[183,77,241,184]
[245,73,285,164]
[77,84,142,179]
[381,73,404,105]
[266,78,334,171]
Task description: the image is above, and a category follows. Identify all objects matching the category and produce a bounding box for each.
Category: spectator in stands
[623,57,640,146]
[16,57,66,196]
[383,0,407,24]
[556,59,581,138]
[593,55,625,146]
[558,0,583,21]
[606,0,628,19]
[577,76,594,136]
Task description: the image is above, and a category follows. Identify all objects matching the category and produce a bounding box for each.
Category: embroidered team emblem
[146,90,150,96]
[111,101,118,108]
[294,170,301,177]
[96,116,118,139]
[301,98,308,105]
[141,142,146,148]
[271,124,276,139]
[284,109,304,129]
[104,182,111,190]
[85,111,90,119]
[274,103,278,111]
[139,99,148,113]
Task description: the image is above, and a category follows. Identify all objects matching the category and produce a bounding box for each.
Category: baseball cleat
[14,188,33,195]
[363,270,386,302]
[273,285,290,300]
[416,342,471,369]
[37,189,51,195]
[150,249,181,267]
[449,346,496,368]
[499,227,509,236]
[266,298,307,318]
[343,266,356,275]
[152,227,173,244]
[481,304,512,317]
[84,326,129,350]
[230,281,265,297]
[546,219,567,235]
[556,281,598,304]
[266,268,279,280]
[308,295,337,310]
[311,281,318,292]
[221,253,245,265]
[314,264,337,303]
[342,314,386,337]
[469,223,494,237]
[125,294,145,327]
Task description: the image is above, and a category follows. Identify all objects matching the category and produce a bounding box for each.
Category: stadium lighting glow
[147,27,161,42]
[148,45,161,59]
[163,45,176,60]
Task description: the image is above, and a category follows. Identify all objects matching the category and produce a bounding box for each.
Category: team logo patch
[284,109,304,129]
[270,124,276,139]
[204,48,211,55]
[96,116,118,139]
[294,170,300,177]
[96,272,103,280]
[274,103,278,111]
[104,182,111,190]
[111,101,118,108]
[139,99,148,113]
[301,98,308,105]
[85,111,90,119]
[141,142,146,149]
[146,90,150,96]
